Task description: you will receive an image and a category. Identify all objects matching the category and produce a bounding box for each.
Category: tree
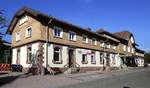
[0,9,7,39]
[144,52,150,63]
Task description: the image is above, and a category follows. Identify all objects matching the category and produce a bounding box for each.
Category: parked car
[11,64,23,72]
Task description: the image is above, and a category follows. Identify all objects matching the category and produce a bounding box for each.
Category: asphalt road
[59,68,150,88]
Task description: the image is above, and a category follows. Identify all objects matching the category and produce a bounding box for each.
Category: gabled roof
[113,31,138,46]
[113,31,131,41]
[6,7,107,40]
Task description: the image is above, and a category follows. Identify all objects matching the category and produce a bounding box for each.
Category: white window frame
[132,48,134,53]
[128,47,130,52]
[53,26,63,38]
[113,45,116,50]
[26,27,32,38]
[82,35,88,43]
[92,38,97,45]
[16,32,20,41]
[123,45,126,51]
[106,43,110,48]
[91,54,96,64]
[100,41,105,47]
[19,15,28,25]
[68,31,76,41]
[53,47,62,63]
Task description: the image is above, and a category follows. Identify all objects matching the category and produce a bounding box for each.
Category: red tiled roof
[113,31,131,41]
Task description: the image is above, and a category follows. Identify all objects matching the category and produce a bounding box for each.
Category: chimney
[87,27,92,31]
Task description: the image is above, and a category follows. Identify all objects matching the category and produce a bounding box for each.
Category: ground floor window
[112,54,116,65]
[100,53,104,64]
[82,54,88,64]
[91,52,96,64]
[26,46,32,64]
[53,46,62,64]
[16,49,20,64]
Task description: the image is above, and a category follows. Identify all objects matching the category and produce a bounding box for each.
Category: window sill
[82,61,88,64]
[69,39,76,42]
[16,40,21,42]
[25,36,32,39]
[91,62,96,64]
[54,36,63,39]
[52,60,62,64]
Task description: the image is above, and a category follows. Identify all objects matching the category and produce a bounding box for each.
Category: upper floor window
[128,47,130,52]
[105,43,110,48]
[113,45,117,50]
[53,26,63,38]
[26,46,32,64]
[26,27,32,38]
[16,32,20,41]
[92,38,97,45]
[123,45,126,51]
[69,31,76,41]
[132,48,134,53]
[100,41,105,47]
[19,15,28,25]
[82,35,88,43]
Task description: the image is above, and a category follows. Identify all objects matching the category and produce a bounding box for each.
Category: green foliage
[0,10,7,29]
[144,52,150,63]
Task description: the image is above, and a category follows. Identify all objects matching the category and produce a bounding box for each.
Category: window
[82,35,88,43]
[100,53,104,64]
[123,45,126,51]
[113,45,116,50]
[128,47,130,52]
[132,48,134,53]
[92,38,97,45]
[53,47,62,64]
[53,26,63,38]
[105,43,110,48]
[16,49,20,64]
[112,54,116,65]
[82,54,88,64]
[100,41,105,47]
[26,27,32,38]
[16,32,20,41]
[69,31,76,41]
[19,15,28,25]
[91,53,96,64]
[26,46,32,64]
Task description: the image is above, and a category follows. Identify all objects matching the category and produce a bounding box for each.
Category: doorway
[68,49,74,68]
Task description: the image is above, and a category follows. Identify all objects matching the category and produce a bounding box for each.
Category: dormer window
[19,15,28,25]
[69,31,76,41]
[53,26,63,38]
[26,27,32,38]
[92,38,97,45]
[16,32,20,41]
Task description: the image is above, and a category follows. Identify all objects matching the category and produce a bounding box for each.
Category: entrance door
[68,49,74,68]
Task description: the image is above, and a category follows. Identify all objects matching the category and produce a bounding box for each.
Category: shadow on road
[123,86,131,88]
[0,73,32,87]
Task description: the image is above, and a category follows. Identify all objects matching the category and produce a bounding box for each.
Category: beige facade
[8,7,145,73]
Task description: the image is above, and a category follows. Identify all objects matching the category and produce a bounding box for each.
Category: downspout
[46,18,52,68]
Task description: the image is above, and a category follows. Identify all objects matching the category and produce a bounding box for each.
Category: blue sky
[0,0,150,51]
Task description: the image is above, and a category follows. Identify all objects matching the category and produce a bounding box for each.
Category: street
[0,67,150,88]
[60,67,150,88]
